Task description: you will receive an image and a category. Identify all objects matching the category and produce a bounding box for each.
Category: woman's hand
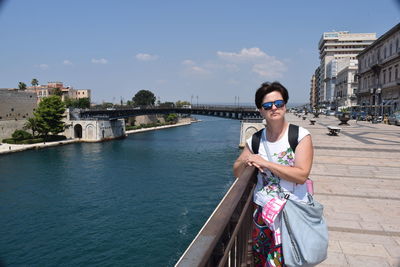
[246,154,268,173]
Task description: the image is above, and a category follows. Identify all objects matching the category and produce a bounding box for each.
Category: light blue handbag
[281,194,328,267]
[261,133,328,266]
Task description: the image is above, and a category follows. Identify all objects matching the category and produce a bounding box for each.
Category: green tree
[159,102,175,108]
[132,90,156,107]
[52,87,63,97]
[164,113,178,123]
[23,117,39,137]
[18,82,27,90]
[31,78,39,87]
[175,100,190,107]
[34,96,66,140]
[64,98,90,109]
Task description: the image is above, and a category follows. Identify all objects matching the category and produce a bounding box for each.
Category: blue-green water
[0,116,241,266]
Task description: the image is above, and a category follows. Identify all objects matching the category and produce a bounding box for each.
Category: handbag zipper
[283,209,301,262]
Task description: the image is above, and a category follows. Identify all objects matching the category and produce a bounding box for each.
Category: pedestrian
[233,81,314,266]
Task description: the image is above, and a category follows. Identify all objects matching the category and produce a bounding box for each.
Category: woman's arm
[246,135,314,184]
[233,145,252,178]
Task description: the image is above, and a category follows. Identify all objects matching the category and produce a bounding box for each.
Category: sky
[0,0,399,106]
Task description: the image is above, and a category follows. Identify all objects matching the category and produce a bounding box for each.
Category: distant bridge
[75,105,262,121]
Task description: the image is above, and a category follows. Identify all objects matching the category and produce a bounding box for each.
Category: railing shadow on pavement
[175,166,257,267]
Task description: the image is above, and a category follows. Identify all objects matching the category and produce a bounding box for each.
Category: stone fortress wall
[0,89,38,140]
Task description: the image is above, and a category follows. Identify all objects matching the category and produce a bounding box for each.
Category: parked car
[388,112,400,125]
[325,110,335,116]
[352,111,367,120]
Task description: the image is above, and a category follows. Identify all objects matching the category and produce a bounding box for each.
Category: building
[318,31,376,107]
[27,82,91,103]
[309,73,318,110]
[357,23,400,115]
[335,59,359,109]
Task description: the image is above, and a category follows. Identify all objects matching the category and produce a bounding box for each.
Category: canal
[0,116,241,266]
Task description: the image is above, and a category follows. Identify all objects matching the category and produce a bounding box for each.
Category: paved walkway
[287,113,400,267]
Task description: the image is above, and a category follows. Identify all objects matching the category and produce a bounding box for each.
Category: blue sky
[0,0,399,105]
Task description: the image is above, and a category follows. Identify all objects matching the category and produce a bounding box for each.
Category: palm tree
[18,82,27,90]
[31,78,39,87]
[23,117,38,137]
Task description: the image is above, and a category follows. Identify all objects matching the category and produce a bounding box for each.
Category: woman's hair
[255,81,289,109]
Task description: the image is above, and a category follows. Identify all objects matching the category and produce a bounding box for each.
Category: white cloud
[135,53,158,61]
[63,60,73,65]
[91,58,108,64]
[217,47,268,62]
[217,47,287,78]
[190,66,209,74]
[37,64,48,70]
[181,59,210,75]
[182,59,195,65]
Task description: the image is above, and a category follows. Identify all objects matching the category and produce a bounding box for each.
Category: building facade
[309,73,318,110]
[27,82,91,103]
[318,31,376,107]
[357,23,400,115]
[335,60,358,109]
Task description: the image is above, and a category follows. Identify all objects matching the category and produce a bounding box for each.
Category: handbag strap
[260,129,285,195]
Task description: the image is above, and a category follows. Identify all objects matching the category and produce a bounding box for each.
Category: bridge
[75,105,262,120]
[66,105,263,145]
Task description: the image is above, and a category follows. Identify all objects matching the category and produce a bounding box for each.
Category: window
[390,43,393,55]
[389,67,392,82]
[384,47,387,58]
[395,65,399,80]
[383,70,386,84]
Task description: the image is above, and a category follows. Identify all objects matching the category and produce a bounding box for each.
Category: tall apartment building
[27,82,91,103]
[318,31,376,107]
[357,23,400,115]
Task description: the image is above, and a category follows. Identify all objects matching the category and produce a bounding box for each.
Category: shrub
[2,138,16,144]
[12,130,32,140]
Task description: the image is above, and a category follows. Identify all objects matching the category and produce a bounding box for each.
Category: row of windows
[360,36,400,69]
[360,64,399,89]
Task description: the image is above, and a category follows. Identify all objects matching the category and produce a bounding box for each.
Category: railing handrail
[175,166,256,267]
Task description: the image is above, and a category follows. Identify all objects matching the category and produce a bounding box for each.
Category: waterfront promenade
[286,113,400,266]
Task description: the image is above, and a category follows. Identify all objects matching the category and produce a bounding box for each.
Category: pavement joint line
[311,173,397,181]
[314,146,400,153]
[316,192,400,201]
[328,227,400,237]
[316,122,382,144]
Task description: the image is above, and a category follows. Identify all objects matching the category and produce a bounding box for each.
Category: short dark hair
[255,81,289,109]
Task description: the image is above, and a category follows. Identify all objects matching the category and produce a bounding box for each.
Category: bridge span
[76,105,262,120]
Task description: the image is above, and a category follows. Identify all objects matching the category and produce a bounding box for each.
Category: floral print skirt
[252,205,284,267]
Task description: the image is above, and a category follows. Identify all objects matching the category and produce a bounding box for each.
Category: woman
[233,82,314,266]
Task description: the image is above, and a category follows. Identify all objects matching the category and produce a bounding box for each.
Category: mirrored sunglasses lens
[262,103,273,110]
[275,100,285,108]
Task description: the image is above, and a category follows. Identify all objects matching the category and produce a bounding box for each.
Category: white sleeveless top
[246,125,311,205]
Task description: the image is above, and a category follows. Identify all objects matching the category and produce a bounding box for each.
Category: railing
[175,166,257,267]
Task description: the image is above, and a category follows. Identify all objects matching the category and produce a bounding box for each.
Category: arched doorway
[74,124,83,139]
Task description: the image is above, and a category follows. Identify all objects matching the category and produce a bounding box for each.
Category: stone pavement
[286,113,400,267]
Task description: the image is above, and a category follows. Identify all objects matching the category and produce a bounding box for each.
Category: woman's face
[260,91,286,121]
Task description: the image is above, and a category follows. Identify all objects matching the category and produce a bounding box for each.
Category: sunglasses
[261,100,285,110]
